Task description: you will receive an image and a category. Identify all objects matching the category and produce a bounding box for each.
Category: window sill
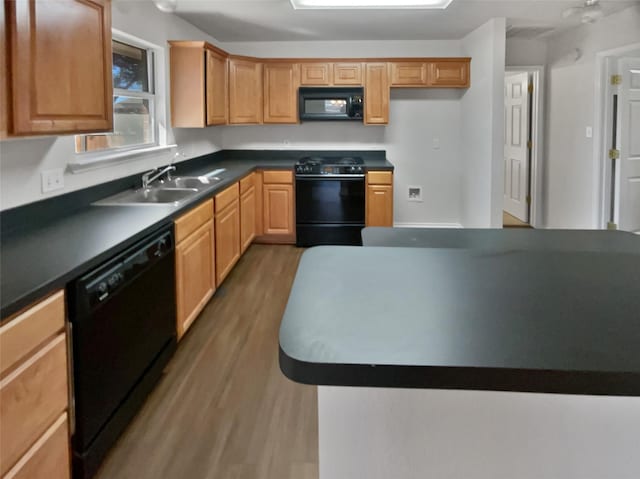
[68,144,177,174]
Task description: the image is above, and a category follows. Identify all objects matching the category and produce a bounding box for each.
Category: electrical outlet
[432,138,440,150]
[41,168,65,193]
[283,139,290,146]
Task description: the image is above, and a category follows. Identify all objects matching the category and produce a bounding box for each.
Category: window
[75,39,157,154]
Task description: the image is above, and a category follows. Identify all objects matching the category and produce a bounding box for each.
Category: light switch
[585,126,593,138]
[432,138,440,150]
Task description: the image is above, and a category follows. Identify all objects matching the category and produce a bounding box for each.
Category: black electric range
[295,156,366,246]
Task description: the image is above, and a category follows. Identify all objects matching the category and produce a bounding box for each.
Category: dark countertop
[279,245,640,396]
[362,227,640,253]
[1,150,393,319]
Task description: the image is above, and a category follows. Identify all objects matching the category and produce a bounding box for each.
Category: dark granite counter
[1,150,393,319]
[279,245,640,396]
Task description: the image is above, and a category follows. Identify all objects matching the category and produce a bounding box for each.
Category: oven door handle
[295,174,365,179]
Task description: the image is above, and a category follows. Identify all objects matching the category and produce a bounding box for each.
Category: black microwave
[299,87,364,121]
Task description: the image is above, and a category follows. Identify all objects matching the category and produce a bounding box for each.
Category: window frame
[71,30,172,170]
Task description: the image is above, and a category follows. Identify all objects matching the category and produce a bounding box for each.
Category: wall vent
[506,26,555,39]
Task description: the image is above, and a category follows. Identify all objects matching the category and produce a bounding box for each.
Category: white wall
[459,18,506,228]
[543,5,640,228]
[506,37,548,67]
[221,39,464,226]
[0,1,222,211]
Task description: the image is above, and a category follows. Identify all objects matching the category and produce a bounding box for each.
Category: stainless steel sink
[94,187,199,206]
[159,176,222,189]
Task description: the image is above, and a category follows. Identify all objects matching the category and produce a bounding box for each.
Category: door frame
[595,42,640,229]
[505,66,544,229]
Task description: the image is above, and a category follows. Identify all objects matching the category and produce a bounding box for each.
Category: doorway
[599,48,640,234]
[503,67,544,229]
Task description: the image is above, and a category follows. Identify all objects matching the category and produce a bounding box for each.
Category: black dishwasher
[68,225,177,479]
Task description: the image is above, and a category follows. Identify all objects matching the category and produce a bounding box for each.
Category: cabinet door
[389,62,428,86]
[428,60,470,88]
[364,63,389,125]
[215,200,241,286]
[175,222,215,339]
[229,59,263,124]
[7,0,113,135]
[263,183,294,236]
[263,63,299,124]
[366,185,393,227]
[206,48,228,125]
[333,62,363,85]
[3,413,70,479]
[240,186,257,254]
[300,62,332,85]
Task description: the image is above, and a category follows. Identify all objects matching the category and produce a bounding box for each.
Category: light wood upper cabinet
[427,60,470,88]
[215,184,241,285]
[2,0,112,137]
[206,48,229,125]
[174,200,215,340]
[333,62,363,85]
[389,62,428,86]
[300,62,332,85]
[170,42,228,127]
[263,63,299,124]
[229,58,263,124]
[364,63,389,125]
[240,174,257,253]
[366,171,394,227]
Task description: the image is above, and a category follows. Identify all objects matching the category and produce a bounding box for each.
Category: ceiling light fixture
[290,0,453,9]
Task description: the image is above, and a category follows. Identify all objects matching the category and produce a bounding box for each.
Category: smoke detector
[562,0,604,24]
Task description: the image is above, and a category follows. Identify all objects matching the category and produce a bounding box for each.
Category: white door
[503,72,530,222]
[616,58,640,234]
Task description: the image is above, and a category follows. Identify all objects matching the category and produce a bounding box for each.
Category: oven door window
[296,178,365,224]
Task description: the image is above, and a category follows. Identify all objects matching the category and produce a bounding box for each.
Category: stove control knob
[108,273,123,290]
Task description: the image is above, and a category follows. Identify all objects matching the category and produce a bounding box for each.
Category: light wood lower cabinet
[3,413,70,479]
[257,170,295,244]
[0,291,69,478]
[240,174,257,254]
[215,184,241,286]
[174,200,215,340]
[366,171,394,227]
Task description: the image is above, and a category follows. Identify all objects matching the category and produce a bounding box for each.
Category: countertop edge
[279,346,640,397]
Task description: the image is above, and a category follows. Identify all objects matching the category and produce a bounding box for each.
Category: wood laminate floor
[95,245,317,479]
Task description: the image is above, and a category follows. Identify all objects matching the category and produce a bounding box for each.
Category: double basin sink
[95,169,227,207]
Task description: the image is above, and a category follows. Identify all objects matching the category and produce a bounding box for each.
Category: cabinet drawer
[4,413,70,479]
[215,183,240,213]
[240,173,255,194]
[367,171,393,185]
[262,170,293,184]
[175,199,214,244]
[1,291,65,377]
[0,334,68,476]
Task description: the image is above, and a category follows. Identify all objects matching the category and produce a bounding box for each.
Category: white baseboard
[392,222,463,229]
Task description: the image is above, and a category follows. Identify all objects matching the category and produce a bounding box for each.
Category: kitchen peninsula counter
[279,243,640,479]
[279,245,640,396]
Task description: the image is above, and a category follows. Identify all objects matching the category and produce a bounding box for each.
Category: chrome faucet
[142,165,176,189]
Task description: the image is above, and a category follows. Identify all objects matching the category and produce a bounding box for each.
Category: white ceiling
[169,0,639,42]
